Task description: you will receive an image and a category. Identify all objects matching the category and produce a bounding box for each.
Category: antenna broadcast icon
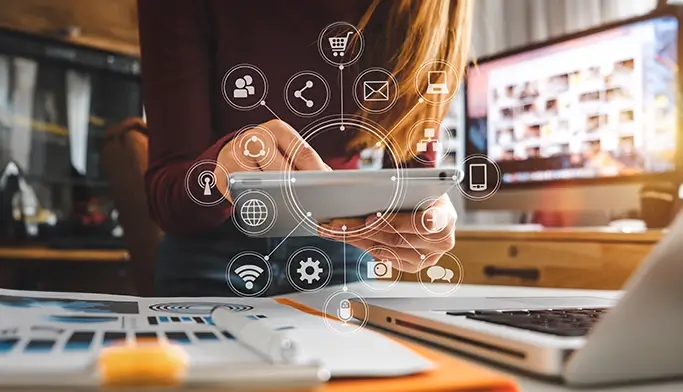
[234,264,264,290]
[198,170,217,196]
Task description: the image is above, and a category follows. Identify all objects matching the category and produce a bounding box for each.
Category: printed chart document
[0,288,432,386]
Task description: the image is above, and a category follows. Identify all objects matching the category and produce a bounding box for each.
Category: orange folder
[277,298,520,392]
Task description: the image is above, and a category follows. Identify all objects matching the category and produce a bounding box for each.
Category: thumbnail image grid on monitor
[466,15,678,185]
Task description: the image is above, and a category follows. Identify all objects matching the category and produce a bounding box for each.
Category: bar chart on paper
[146,316,215,325]
[0,329,235,356]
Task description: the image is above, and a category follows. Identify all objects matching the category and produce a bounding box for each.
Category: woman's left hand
[319,194,457,273]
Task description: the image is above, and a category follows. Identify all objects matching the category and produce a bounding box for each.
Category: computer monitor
[463,12,681,213]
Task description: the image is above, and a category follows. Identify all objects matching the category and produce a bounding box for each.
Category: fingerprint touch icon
[234,264,264,290]
[198,170,216,196]
[240,198,269,227]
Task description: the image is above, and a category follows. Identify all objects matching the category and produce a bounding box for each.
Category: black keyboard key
[466,307,609,337]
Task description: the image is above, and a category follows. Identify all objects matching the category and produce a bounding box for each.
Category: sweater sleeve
[138,0,234,235]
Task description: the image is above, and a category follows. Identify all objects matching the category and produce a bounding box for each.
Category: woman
[138,0,472,296]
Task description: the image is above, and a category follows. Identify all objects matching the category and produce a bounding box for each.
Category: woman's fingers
[365,230,453,251]
[261,119,328,171]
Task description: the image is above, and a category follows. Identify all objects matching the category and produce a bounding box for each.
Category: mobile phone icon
[469,163,488,192]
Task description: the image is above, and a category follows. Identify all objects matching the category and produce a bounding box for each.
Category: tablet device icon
[469,163,488,192]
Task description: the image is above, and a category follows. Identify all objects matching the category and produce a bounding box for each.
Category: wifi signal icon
[234,264,264,290]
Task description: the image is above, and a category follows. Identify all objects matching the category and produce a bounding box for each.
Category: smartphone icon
[469,163,488,192]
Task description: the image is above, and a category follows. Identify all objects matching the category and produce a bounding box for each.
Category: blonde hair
[350,0,473,162]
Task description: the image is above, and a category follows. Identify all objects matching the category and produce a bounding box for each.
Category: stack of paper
[0,288,432,388]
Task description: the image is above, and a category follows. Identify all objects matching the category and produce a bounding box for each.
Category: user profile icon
[184,160,229,207]
[222,64,268,111]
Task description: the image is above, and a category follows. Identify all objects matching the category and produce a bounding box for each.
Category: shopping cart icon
[329,31,353,57]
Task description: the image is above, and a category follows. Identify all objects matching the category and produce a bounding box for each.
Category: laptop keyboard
[448,308,609,337]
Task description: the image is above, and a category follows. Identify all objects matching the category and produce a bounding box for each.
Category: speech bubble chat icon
[426,266,446,282]
[427,265,455,282]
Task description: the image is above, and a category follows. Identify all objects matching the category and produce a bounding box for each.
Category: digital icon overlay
[367,260,392,279]
[222,64,268,110]
[243,135,267,159]
[421,206,448,234]
[469,163,488,192]
[457,154,502,201]
[416,127,441,153]
[407,119,450,166]
[318,22,364,67]
[226,251,272,297]
[231,125,277,170]
[411,198,456,244]
[338,299,352,324]
[415,60,459,104]
[329,32,353,57]
[356,246,402,292]
[233,75,255,98]
[417,252,463,297]
[353,68,399,114]
[231,189,278,236]
[286,247,333,293]
[284,71,330,117]
[426,70,449,95]
[198,170,216,196]
[322,290,369,335]
[184,160,229,207]
[426,265,455,283]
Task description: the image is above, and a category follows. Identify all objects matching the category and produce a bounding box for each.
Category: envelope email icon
[363,81,390,101]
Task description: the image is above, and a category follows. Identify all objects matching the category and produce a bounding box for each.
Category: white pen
[211,307,309,365]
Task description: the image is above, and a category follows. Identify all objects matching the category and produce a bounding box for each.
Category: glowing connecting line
[294,81,314,108]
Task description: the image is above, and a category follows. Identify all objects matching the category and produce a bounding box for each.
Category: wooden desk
[448,229,663,290]
[0,247,129,262]
[0,246,132,294]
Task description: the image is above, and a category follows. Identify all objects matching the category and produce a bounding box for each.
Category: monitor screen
[465,15,678,186]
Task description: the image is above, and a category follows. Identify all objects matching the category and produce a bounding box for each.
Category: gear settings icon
[297,257,324,284]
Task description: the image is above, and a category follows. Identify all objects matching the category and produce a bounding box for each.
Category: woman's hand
[214,119,330,202]
[320,194,457,273]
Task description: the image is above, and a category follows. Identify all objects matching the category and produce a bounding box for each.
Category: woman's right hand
[214,119,330,203]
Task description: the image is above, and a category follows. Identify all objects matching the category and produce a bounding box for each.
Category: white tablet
[228,168,461,238]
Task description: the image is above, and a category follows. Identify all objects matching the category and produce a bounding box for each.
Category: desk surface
[457,228,663,243]
[0,246,128,262]
[284,282,681,392]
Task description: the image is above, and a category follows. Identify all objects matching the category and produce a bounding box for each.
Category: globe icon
[240,199,269,227]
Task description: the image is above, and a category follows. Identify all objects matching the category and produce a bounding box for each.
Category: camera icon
[367,260,393,279]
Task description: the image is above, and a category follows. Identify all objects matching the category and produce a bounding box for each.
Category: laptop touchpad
[490,296,618,308]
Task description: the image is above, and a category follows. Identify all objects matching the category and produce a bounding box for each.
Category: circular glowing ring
[148,303,254,314]
[281,115,406,239]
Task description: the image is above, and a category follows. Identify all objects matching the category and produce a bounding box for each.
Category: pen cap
[98,339,188,386]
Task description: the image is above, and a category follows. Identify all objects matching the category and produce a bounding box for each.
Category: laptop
[351,212,683,386]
